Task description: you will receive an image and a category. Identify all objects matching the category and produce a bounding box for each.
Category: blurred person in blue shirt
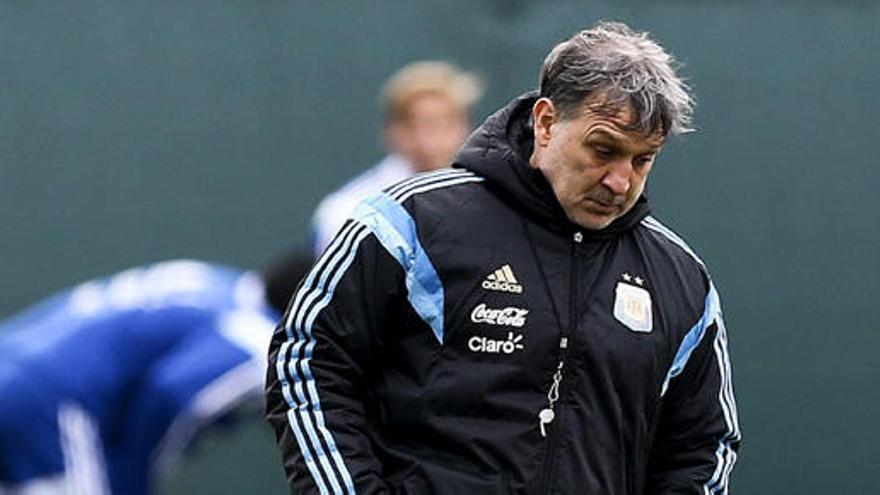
[0,256,309,495]
[310,61,482,255]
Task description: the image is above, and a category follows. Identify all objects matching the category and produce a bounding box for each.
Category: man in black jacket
[266,21,741,494]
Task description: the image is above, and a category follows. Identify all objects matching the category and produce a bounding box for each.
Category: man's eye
[593,146,614,158]
[634,156,655,167]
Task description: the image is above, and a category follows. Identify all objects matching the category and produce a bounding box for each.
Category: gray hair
[539,21,694,135]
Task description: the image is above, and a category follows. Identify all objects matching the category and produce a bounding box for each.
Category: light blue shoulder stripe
[352,192,445,344]
[642,216,706,267]
[660,282,721,396]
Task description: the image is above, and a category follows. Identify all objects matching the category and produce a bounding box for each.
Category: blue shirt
[0,260,279,494]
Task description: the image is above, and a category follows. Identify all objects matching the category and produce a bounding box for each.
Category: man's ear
[532,97,558,148]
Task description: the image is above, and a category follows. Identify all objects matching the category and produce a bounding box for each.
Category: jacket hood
[454,91,650,238]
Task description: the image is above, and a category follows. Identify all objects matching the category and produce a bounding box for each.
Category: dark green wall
[2,1,878,493]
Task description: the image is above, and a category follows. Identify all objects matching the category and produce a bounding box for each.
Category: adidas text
[482,264,523,293]
[481,279,523,293]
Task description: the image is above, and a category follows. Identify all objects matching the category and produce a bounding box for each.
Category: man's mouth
[584,197,619,212]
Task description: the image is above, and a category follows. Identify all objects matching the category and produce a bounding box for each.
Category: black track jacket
[265,92,741,494]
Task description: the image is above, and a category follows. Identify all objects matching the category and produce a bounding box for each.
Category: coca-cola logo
[470,303,529,327]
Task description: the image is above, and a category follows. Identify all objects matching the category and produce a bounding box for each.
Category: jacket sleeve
[646,282,742,494]
[264,220,403,495]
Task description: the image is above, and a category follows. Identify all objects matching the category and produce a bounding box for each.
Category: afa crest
[613,280,653,333]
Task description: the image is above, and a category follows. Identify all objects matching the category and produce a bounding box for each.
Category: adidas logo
[482,264,523,294]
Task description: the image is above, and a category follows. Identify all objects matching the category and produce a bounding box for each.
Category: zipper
[536,230,582,494]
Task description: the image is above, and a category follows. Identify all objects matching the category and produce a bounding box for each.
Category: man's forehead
[579,118,666,151]
[577,97,666,145]
[587,125,666,148]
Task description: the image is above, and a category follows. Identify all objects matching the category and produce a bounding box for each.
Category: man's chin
[570,212,617,231]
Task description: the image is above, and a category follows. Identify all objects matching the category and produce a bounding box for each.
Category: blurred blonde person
[310,61,482,255]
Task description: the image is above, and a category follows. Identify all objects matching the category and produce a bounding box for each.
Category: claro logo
[470,303,528,327]
[469,332,524,354]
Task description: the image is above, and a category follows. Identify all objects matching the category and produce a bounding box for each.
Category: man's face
[386,93,470,172]
[530,97,665,230]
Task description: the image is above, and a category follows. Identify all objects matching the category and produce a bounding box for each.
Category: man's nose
[601,160,631,196]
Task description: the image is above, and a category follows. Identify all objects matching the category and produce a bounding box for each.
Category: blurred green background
[2,1,878,493]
